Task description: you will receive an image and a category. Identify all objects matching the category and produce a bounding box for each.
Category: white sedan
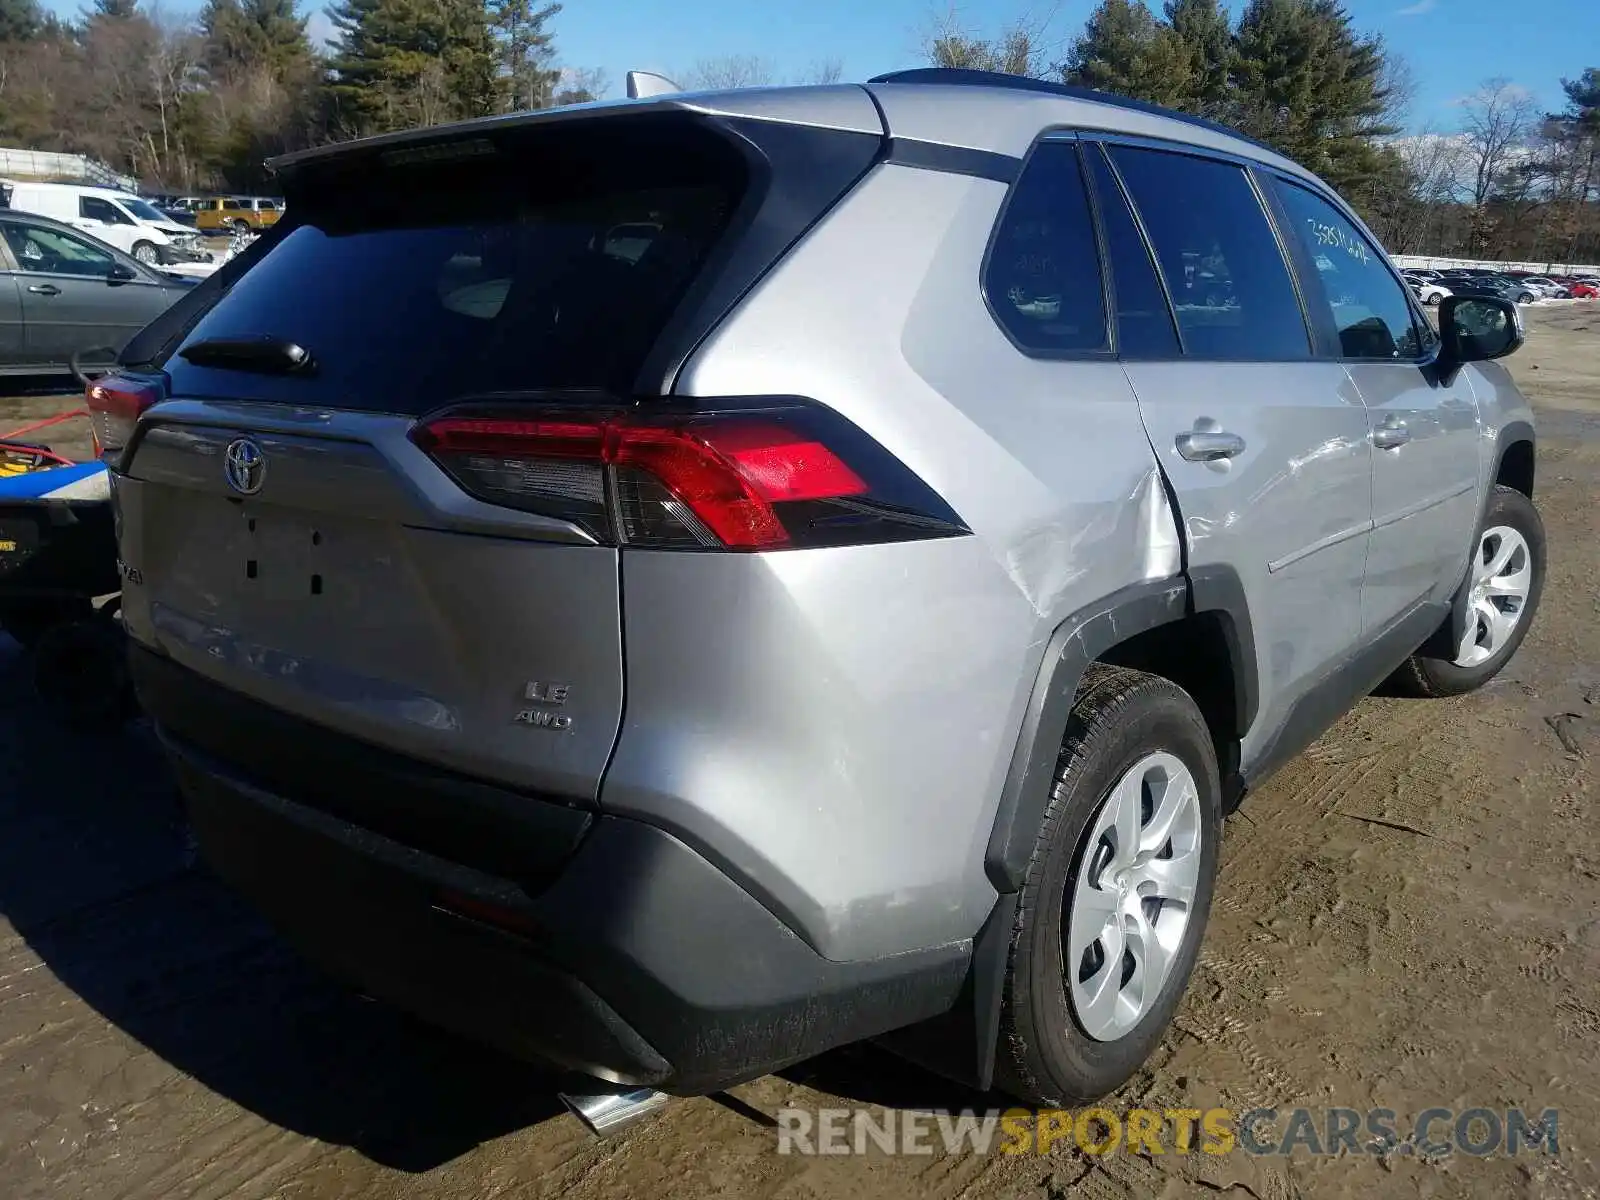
[1405,276,1452,306]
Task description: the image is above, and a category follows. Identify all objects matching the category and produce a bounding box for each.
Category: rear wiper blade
[178,336,314,375]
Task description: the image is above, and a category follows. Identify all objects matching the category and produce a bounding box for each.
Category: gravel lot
[1,304,1597,1199]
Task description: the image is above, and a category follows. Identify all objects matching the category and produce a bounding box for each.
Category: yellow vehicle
[192,196,283,233]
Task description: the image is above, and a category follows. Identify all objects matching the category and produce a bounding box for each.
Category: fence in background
[0,148,140,195]
[1392,254,1600,276]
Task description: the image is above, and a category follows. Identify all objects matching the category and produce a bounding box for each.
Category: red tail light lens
[85,374,164,461]
[411,400,965,551]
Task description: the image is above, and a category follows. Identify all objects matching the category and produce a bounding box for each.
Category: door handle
[26,284,60,296]
[1372,417,1411,450]
[1175,428,1246,462]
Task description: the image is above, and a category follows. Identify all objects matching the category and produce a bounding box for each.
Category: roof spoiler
[626,71,681,99]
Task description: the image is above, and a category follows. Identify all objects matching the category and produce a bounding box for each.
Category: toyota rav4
[98,68,1544,1111]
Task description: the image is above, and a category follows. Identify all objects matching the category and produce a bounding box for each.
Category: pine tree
[1558,68,1599,130]
[200,0,314,80]
[92,0,140,19]
[488,0,559,111]
[0,0,42,41]
[1164,0,1232,117]
[328,0,500,135]
[1060,0,1194,109]
[1230,0,1392,190]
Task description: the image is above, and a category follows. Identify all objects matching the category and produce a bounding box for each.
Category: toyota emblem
[223,437,266,495]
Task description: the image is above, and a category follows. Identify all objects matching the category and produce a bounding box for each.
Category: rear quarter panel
[606,162,1177,961]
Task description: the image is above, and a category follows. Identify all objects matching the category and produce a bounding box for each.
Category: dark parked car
[1444,275,1537,304]
[146,195,200,229]
[0,209,197,377]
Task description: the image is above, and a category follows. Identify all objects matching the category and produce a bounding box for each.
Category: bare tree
[1377,46,1418,132]
[793,57,844,86]
[684,54,772,91]
[554,65,608,103]
[1457,78,1539,256]
[1459,78,1537,207]
[923,4,1057,77]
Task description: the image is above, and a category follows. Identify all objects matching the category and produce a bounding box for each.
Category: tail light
[411,398,968,551]
[85,374,164,463]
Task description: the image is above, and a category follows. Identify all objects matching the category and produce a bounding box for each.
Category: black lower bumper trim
[147,652,972,1094]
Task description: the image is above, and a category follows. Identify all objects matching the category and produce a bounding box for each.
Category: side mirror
[1438,295,1523,369]
[108,262,139,283]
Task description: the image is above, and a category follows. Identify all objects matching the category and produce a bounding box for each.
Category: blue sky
[42,0,1595,130]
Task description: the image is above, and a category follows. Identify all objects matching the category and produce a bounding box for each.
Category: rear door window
[983,140,1107,355]
[165,119,749,411]
[1107,146,1311,361]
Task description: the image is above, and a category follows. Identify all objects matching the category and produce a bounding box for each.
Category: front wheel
[230,219,252,233]
[131,240,160,265]
[1425,292,1442,306]
[996,664,1221,1105]
[1387,485,1545,698]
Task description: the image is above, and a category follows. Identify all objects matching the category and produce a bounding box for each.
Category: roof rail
[866,68,1283,158]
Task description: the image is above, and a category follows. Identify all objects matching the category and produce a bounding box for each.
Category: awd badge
[515,681,573,731]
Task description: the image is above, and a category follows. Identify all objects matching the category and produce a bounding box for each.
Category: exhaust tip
[559,1087,672,1138]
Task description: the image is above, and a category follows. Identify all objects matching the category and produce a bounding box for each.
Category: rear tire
[995,664,1221,1106]
[1387,485,1545,698]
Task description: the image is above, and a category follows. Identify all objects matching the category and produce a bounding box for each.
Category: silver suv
[100,69,1544,1110]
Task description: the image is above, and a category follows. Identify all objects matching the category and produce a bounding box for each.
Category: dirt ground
[1,305,1596,1200]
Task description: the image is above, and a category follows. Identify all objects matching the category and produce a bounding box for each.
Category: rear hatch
[115,113,758,803]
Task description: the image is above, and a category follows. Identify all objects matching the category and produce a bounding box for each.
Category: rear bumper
[135,646,969,1094]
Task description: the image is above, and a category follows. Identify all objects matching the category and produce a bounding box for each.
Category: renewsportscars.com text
[775,1106,1560,1159]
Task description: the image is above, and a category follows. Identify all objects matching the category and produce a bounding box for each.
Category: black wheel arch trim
[1495,420,1535,493]
[887,568,1257,1093]
[983,566,1257,895]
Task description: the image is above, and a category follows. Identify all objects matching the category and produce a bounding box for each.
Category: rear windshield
[164,116,747,412]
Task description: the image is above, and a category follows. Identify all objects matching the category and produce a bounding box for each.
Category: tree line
[0,0,601,191]
[0,0,1595,265]
[932,0,1599,265]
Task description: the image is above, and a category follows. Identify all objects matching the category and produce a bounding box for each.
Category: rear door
[1265,176,1481,633]
[0,218,166,365]
[1089,139,1374,765]
[117,114,756,802]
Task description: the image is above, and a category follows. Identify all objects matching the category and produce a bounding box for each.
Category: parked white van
[0,180,208,266]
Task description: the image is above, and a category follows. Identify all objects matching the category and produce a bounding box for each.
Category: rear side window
[1084,146,1179,358]
[983,140,1107,355]
[1270,179,1424,360]
[165,118,749,411]
[1108,146,1310,361]
[222,199,242,211]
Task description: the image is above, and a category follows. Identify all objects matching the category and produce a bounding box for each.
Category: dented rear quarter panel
[602,161,1178,962]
